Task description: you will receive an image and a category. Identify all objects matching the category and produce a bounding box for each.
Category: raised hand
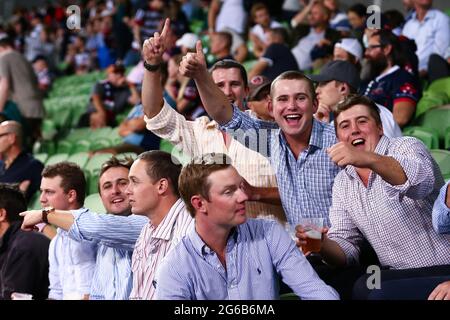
[142,18,171,65]
[178,40,208,79]
[327,142,373,168]
[314,103,332,123]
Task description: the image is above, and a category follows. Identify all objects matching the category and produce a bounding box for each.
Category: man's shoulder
[13,229,50,252]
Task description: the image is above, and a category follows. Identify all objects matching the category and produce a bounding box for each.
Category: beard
[365,56,388,80]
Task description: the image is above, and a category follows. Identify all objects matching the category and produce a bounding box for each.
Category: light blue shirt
[155,219,339,300]
[221,106,340,226]
[48,224,98,299]
[402,9,450,71]
[432,181,450,234]
[68,208,148,300]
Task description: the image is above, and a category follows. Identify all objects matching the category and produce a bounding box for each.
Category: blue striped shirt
[155,219,339,300]
[68,209,148,300]
[221,106,340,226]
[432,181,450,234]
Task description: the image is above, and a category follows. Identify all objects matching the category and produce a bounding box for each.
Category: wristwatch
[42,206,55,224]
[143,60,161,72]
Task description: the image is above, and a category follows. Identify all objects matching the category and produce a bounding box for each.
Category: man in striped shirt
[21,151,193,300]
[155,153,339,300]
[141,19,286,224]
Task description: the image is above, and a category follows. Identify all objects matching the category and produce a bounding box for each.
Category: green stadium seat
[430,149,450,180]
[159,139,174,153]
[412,105,450,146]
[445,126,450,150]
[85,153,114,174]
[91,137,113,151]
[72,139,92,154]
[34,153,48,164]
[36,140,56,156]
[116,152,138,160]
[41,119,57,140]
[84,193,106,213]
[45,153,69,166]
[427,77,450,96]
[402,126,440,149]
[28,192,41,210]
[57,140,73,154]
[67,152,90,169]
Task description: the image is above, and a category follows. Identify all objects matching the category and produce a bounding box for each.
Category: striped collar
[150,199,186,241]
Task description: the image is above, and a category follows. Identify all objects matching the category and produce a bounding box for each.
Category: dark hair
[0,35,13,48]
[42,162,86,206]
[384,10,405,30]
[271,71,316,101]
[270,27,289,44]
[210,59,248,88]
[371,29,402,66]
[137,151,182,197]
[0,183,27,223]
[97,156,133,193]
[347,3,367,18]
[333,94,382,131]
[214,31,232,51]
[178,153,232,217]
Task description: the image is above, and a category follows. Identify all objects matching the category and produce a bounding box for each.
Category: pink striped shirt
[129,199,193,300]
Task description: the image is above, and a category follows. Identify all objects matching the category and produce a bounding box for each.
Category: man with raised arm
[141,18,286,223]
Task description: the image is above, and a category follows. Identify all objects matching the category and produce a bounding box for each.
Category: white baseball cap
[176,33,199,50]
[335,38,363,61]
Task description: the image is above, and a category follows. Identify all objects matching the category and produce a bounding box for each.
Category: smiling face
[212,68,248,110]
[202,166,248,228]
[99,166,131,215]
[335,104,383,152]
[269,78,317,141]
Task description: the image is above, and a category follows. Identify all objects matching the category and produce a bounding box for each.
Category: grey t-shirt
[0,50,44,118]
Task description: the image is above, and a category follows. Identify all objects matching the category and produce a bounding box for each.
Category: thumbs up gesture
[142,18,171,65]
[179,40,208,79]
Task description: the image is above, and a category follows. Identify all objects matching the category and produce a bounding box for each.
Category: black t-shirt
[261,43,299,81]
[0,152,44,202]
[87,80,131,114]
[0,222,50,300]
[360,66,421,112]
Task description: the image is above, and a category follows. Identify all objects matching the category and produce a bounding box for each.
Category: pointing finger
[160,18,171,38]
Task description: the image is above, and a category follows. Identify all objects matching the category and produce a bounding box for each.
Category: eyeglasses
[366,44,383,51]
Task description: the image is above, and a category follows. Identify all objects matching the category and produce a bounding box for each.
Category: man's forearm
[253,187,282,205]
[193,69,233,125]
[47,210,75,231]
[368,154,407,186]
[0,78,9,112]
[320,237,348,267]
[142,69,164,118]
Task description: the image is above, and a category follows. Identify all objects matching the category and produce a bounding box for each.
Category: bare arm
[20,209,74,231]
[233,43,248,63]
[393,100,415,128]
[208,0,221,32]
[291,0,315,27]
[179,41,233,125]
[141,18,170,119]
[248,59,269,80]
[327,142,407,186]
[242,179,282,205]
[0,77,9,112]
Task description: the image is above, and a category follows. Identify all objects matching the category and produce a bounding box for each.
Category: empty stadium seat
[45,153,69,166]
[67,152,90,169]
[430,149,450,181]
[84,193,106,213]
[402,126,440,149]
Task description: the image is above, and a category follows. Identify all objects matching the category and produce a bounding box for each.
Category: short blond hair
[179,153,232,217]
